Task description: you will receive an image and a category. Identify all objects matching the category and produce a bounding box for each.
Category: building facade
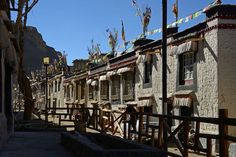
[0,5,19,148]
[136,5,236,136]
[32,4,236,140]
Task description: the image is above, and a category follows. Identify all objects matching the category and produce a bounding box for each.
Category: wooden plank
[163,119,184,155]
[111,113,124,137]
[223,117,236,126]
[225,135,236,142]
[168,121,184,139]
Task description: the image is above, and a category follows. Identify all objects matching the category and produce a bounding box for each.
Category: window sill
[143,82,152,88]
[123,95,134,101]
[176,84,196,92]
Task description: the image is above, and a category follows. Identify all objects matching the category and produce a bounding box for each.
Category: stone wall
[135,20,220,134]
[135,54,162,114]
[218,18,236,136]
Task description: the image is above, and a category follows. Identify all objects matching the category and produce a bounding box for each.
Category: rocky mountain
[23,26,61,75]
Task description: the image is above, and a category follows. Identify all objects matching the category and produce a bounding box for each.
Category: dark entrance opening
[4,63,13,132]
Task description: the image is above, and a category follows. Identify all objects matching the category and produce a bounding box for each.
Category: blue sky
[26,0,236,65]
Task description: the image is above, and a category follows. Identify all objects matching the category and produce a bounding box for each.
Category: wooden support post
[194,121,200,152]
[101,113,105,132]
[207,138,212,157]
[219,109,228,157]
[69,108,72,120]
[146,115,150,135]
[124,121,127,139]
[138,108,144,143]
[183,120,190,157]
[158,118,163,149]
[108,112,111,131]
[99,109,102,131]
[151,127,155,147]
[59,115,61,126]
[81,104,85,122]
[111,113,114,132]
[95,108,98,129]
[128,120,131,140]
[123,112,127,139]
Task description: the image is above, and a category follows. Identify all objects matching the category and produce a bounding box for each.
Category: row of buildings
[31,4,236,139]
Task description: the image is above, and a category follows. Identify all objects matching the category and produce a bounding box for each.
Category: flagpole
[121,20,127,50]
[176,0,178,27]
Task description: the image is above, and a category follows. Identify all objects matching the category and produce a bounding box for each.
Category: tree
[12,0,39,120]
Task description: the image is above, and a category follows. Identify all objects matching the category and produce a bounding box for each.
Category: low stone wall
[61,132,167,157]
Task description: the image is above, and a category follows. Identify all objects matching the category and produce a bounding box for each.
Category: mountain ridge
[23,26,61,75]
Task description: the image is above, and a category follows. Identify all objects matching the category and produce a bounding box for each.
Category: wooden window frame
[100,80,109,100]
[179,52,195,86]
[144,54,153,84]
[123,72,134,101]
[111,75,120,101]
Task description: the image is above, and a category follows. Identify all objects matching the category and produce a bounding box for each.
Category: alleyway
[0,132,73,157]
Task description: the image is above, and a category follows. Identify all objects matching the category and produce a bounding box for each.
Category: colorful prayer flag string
[117,1,220,51]
[146,1,219,36]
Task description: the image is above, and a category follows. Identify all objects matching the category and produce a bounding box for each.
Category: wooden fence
[41,106,236,157]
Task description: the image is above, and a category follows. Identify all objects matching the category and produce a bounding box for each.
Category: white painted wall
[218,18,236,136]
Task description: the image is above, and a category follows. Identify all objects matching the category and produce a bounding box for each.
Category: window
[89,85,93,100]
[144,54,152,84]
[55,81,57,92]
[64,86,66,97]
[48,84,51,96]
[66,86,70,99]
[76,83,79,100]
[179,52,195,85]
[71,87,74,98]
[100,80,109,100]
[123,72,134,101]
[111,75,120,100]
[58,81,61,91]
[94,85,98,101]
[80,79,86,99]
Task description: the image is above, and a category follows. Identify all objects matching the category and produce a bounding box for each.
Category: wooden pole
[219,109,228,157]
[162,0,168,151]
[207,138,212,157]
[183,120,190,157]
[176,0,178,27]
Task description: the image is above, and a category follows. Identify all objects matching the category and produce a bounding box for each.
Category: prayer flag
[121,20,126,42]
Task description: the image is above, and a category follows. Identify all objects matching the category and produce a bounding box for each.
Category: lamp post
[43,57,49,123]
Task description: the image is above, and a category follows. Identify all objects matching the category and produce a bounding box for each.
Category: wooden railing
[41,106,236,157]
[122,109,236,157]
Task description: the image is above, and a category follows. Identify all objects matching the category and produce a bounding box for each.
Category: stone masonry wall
[135,53,162,114]
[135,19,220,134]
[218,18,236,136]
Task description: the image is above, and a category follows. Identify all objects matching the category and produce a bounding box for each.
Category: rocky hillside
[23,26,61,75]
